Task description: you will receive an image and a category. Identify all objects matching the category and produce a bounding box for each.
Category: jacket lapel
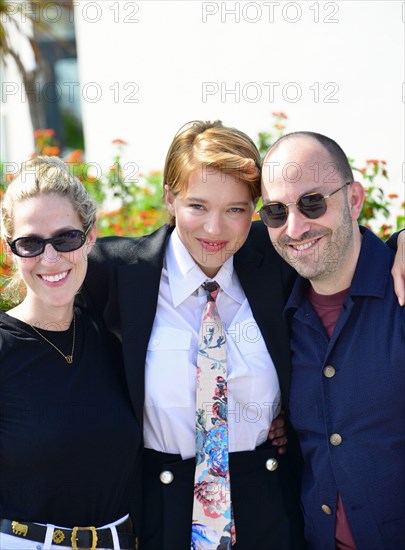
[117,225,173,428]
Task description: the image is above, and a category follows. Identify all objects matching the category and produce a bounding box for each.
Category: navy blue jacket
[285,228,405,550]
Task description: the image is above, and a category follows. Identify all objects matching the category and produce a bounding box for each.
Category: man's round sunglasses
[259,182,352,228]
[8,228,90,258]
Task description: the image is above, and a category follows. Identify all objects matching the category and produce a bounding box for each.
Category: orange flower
[34,128,55,139]
[0,264,11,276]
[101,209,120,218]
[378,224,393,238]
[109,163,121,173]
[365,159,379,165]
[272,111,288,119]
[112,138,128,145]
[42,146,60,156]
[65,149,84,164]
[5,173,14,183]
[358,167,366,174]
[388,193,398,199]
[274,123,285,131]
[111,224,124,235]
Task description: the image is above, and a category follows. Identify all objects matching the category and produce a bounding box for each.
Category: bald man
[259,131,405,550]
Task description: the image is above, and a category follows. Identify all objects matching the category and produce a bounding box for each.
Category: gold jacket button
[159,470,174,484]
[321,504,333,515]
[323,365,336,378]
[265,458,279,471]
[330,433,342,446]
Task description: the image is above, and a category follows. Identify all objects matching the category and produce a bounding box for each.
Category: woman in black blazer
[82,120,304,550]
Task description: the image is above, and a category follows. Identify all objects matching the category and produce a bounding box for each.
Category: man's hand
[268,410,287,455]
[392,230,405,306]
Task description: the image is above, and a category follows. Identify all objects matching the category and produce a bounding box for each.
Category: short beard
[277,201,354,284]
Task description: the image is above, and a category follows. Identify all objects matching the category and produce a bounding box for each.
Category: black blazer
[82,221,296,432]
[81,222,303,547]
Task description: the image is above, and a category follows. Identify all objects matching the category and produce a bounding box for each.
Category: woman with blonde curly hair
[0,156,140,550]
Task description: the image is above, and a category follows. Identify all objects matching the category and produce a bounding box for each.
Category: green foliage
[96,166,167,238]
[61,110,85,151]
[257,111,288,157]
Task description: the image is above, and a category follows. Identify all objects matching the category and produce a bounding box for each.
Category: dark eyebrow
[186,196,250,206]
[18,227,79,239]
[185,196,207,202]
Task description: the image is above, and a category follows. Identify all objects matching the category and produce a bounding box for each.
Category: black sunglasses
[8,228,91,258]
[259,182,352,228]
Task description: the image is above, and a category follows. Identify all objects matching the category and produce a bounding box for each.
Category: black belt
[0,517,136,550]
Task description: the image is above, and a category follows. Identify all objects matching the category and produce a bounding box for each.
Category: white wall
[1,22,35,168]
[72,0,404,203]
[3,1,404,210]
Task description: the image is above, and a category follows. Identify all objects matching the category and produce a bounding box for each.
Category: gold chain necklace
[29,314,76,364]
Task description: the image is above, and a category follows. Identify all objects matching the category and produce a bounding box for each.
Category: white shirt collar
[166,228,245,307]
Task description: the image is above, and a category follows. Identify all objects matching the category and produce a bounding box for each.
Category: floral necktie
[191,281,235,549]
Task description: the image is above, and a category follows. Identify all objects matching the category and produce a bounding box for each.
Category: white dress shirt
[144,228,281,459]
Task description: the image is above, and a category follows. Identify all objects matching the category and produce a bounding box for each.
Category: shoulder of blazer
[82,225,174,315]
[89,224,173,267]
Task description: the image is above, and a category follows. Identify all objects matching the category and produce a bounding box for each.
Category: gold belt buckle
[71,526,98,550]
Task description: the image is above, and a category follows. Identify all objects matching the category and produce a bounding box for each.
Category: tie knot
[202,281,220,302]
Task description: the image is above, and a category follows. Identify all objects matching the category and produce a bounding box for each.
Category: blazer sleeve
[386,230,403,251]
[78,236,137,325]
